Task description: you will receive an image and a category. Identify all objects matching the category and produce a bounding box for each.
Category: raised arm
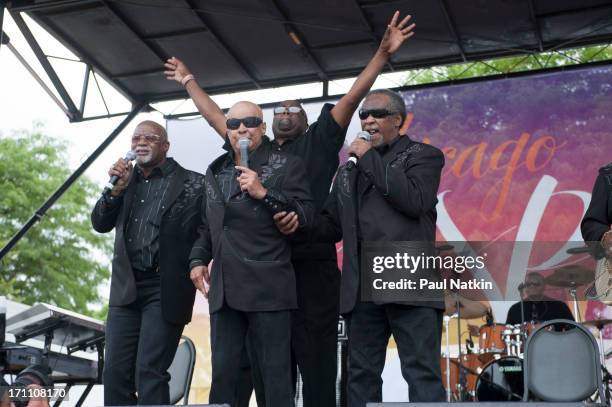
[330,11,415,127]
[165,57,227,139]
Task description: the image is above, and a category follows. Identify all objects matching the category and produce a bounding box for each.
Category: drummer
[506,272,574,324]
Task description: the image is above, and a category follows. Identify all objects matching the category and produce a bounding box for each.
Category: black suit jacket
[316,135,445,314]
[581,162,612,258]
[91,163,205,325]
[190,138,314,313]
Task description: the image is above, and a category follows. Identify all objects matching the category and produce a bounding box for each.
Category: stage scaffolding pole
[0,102,145,262]
[0,2,5,49]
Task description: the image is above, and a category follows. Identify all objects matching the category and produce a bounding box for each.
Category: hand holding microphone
[104,151,136,196]
[235,136,268,199]
[347,131,373,170]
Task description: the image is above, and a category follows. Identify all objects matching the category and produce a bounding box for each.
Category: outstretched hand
[164,57,192,84]
[379,11,415,55]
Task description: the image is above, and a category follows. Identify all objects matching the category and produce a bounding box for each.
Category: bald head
[227,101,263,119]
[225,101,267,159]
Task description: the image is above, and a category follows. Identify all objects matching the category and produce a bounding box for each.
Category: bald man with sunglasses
[188,101,314,407]
[167,12,415,407]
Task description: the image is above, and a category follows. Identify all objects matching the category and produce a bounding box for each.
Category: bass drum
[475,356,524,401]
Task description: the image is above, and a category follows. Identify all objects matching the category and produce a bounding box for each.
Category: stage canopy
[5,0,612,112]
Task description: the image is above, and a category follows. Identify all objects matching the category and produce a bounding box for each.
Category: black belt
[132,265,159,281]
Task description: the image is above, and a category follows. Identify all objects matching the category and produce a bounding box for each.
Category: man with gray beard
[91,120,205,405]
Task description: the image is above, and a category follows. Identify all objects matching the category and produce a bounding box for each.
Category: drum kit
[440,264,608,402]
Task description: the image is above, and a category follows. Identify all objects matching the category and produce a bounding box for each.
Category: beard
[135,152,153,166]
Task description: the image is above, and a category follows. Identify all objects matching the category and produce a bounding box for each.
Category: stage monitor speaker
[367,403,605,407]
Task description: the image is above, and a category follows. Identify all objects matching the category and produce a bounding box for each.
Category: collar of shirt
[135,157,177,179]
[374,134,402,155]
[271,137,296,150]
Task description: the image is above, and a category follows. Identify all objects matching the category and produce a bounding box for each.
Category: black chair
[522,319,605,403]
[168,335,197,405]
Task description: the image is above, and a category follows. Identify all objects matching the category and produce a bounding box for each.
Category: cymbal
[545,265,595,287]
[582,319,612,329]
[566,246,591,254]
[444,291,488,319]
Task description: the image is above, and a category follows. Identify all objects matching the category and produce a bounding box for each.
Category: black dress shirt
[581,162,612,258]
[506,297,575,324]
[271,103,347,259]
[103,158,178,272]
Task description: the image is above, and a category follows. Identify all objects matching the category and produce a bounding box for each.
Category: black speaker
[367,403,605,407]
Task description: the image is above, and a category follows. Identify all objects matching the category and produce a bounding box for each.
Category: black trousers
[292,258,340,407]
[346,302,445,406]
[241,259,340,407]
[209,306,293,407]
[103,277,184,405]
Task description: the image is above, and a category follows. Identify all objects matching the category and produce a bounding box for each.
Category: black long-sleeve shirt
[581,162,612,258]
[101,158,177,272]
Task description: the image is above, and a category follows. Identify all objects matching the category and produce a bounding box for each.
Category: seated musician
[506,272,574,324]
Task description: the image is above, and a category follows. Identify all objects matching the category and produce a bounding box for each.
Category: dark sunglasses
[358,108,396,120]
[273,106,303,114]
[226,117,263,130]
[524,282,543,288]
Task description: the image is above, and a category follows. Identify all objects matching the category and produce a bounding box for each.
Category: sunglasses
[131,133,162,144]
[226,117,263,130]
[358,108,396,120]
[524,282,543,288]
[273,106,303,115]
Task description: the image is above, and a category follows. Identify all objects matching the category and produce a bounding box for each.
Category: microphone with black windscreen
[346,131,372,170]
[103,150,136,195]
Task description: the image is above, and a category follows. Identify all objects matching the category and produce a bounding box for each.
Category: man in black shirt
[91,121,205,405]
[188,101,314,407]
[506,272,574,325]
[165,10,416,407]
[581,162,612,259]
[313,88,446,405]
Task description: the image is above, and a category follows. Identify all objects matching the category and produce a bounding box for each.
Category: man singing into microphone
[165,12,415,405]
[188,101,314,407]
[304,89,446,406]
[91,120,205,405]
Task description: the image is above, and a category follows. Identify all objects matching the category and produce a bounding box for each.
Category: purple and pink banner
[396,66,611,322]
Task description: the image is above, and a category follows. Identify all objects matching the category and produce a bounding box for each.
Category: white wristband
[181,74,195,86]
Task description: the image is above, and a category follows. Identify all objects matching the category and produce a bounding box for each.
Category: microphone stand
[519,286,525,328]
[454,292,469,400]
[443,314,453,402]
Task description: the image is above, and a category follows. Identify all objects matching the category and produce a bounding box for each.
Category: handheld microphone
[346,131,372,170]
[103,150,136,194]
[238,137,251,168]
